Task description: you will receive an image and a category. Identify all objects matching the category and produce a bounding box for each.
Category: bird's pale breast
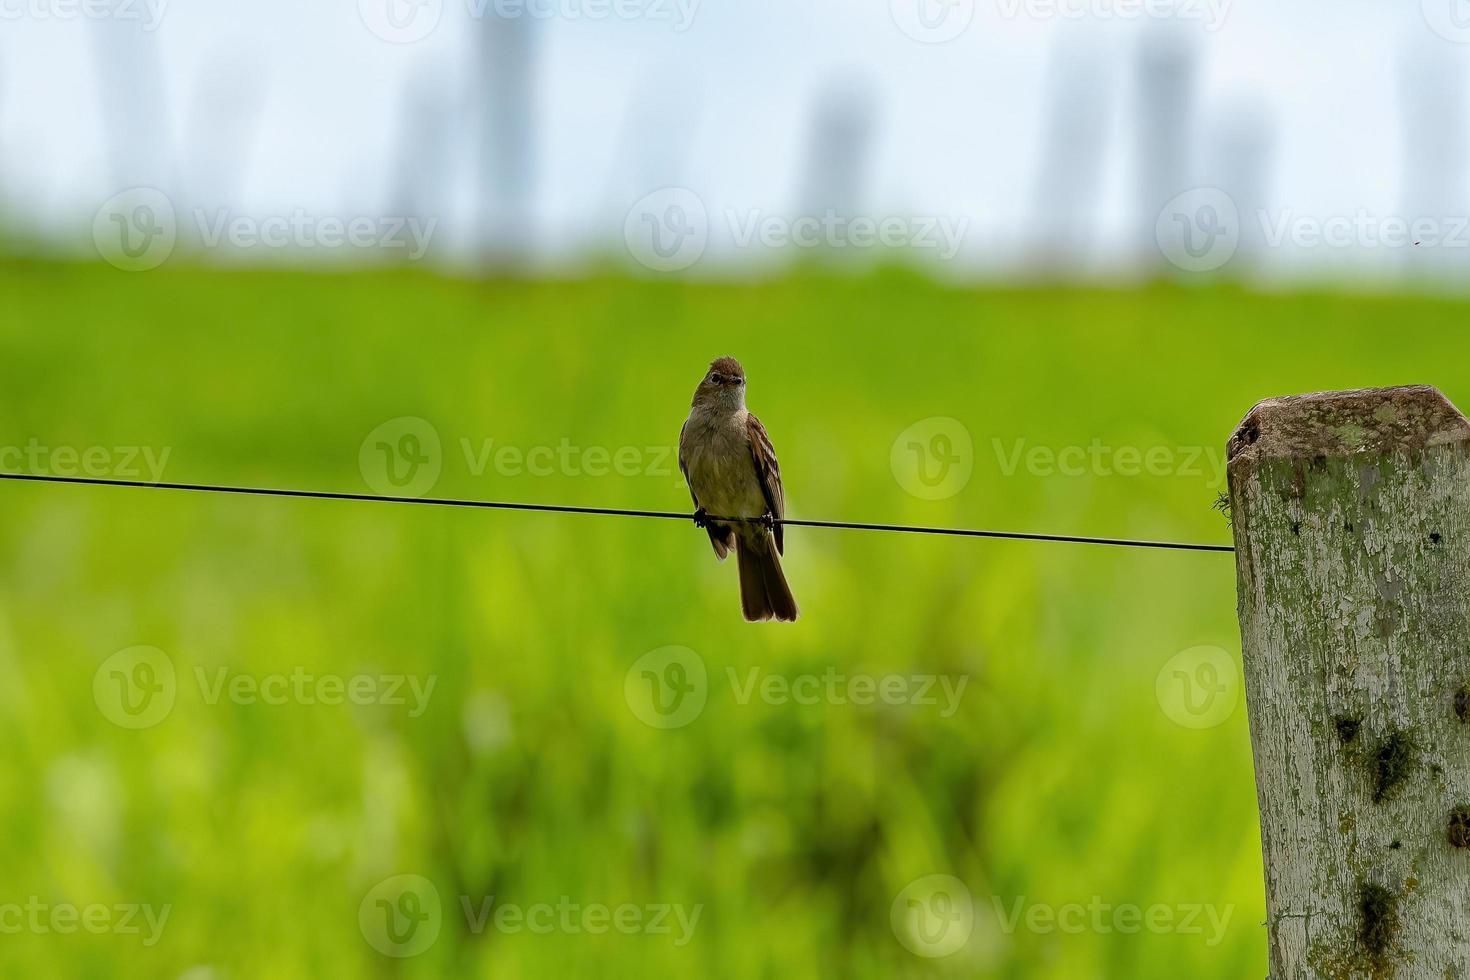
[681,409,766,520]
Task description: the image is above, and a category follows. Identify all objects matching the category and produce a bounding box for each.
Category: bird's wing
[682,417,732,560]
[746,412,786,554]
[678,418,697,509]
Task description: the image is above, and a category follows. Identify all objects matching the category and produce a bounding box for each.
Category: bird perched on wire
[678,357,798,622]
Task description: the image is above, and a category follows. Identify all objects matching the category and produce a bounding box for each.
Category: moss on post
[1228,386,1470,979]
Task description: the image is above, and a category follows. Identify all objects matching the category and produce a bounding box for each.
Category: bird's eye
[708,373,720,384]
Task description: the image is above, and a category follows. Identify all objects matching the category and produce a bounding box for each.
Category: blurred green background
[2,258,1466,978]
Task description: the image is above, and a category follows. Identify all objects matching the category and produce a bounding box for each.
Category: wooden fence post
[1228,385,1470,979]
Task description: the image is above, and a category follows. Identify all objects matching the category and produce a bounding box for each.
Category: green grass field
[1,258,1466,977]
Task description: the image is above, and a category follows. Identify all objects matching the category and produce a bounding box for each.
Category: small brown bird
[678,357,798,622]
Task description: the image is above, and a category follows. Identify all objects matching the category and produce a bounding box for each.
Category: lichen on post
[1228,385,1470,979]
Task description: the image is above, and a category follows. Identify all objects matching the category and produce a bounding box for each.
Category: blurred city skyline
[3,0,1470,283]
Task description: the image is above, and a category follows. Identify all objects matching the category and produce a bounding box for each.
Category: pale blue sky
[1,0,1465,279]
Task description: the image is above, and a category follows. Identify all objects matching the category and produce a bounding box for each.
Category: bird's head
[693,356,747,411]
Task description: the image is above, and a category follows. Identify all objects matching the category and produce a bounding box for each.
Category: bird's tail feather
[736,536,798,622]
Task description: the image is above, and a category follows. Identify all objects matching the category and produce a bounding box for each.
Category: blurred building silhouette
[181,53,265,250]
[0,5,1453,288]
[1398,38,1466,282]
[476,14,538,265]
[392,65,459,252]
[604,73,701,226]
[1028,35,1110,275]
[90,20,174,197]
[1133,26,1199,266]
[1206,96,1274,274]
[797,75,876,223]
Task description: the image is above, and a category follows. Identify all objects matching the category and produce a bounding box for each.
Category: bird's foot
[758,513,777,532]
[692,508,710,529]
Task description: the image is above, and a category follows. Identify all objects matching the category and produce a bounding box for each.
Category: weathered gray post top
[1228,385,1470,979]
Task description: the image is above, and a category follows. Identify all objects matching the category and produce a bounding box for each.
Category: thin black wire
[0,472,1235,553]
